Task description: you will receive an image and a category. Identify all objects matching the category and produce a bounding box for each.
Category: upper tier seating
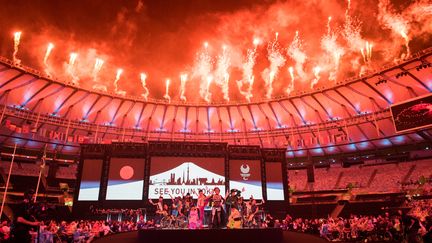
[288,158,432,194]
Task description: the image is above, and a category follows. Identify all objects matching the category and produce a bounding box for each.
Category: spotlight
[203,129,214,133]
[375,78,387,86]
[395,71,408,79]
[227,128,239,133]
[416,61,432,71]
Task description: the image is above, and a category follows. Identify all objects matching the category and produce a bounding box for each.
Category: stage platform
[139,228,283,243]
[93,229,328,243]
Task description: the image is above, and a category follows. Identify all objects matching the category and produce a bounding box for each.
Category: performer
[196,190,207,225]
[148,196,164,213]
[188,206,200,229]
[225,189,238,217]
[169,195,183,217]
[206,187,224,228]
[148,196,164,224]
[11,189,41,243]
[227,206,242,229]
[182,193,193,216]
[246,198,265,228]
[237,196,246,217]
[161,204,169,217]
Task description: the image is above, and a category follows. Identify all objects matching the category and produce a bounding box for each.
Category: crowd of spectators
[0,217,156,243]
[283,212,430,242]
[1,199,431,242]
[402,177,432,195]
[282,199,432,242]
[90,207,143,222]
[288,159,432,194]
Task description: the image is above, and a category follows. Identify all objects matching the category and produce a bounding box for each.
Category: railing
[1,46,431,106]
[2,104,392,138]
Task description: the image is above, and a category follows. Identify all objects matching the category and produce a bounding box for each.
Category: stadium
[0,0,431,242]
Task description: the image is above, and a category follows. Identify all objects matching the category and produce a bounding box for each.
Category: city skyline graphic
[149,162,225,186]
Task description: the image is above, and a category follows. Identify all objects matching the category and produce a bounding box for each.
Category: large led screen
[229,160,262,199]
[78,159,103,201]
[149,157,225,199]
[265,162,285,200]
[390,93,432,133]
[106,158,145,200]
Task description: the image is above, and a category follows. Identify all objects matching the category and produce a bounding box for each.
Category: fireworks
[361,41,373,63]
[43,43,54,64]
[215,45,231,101]
[237,38,259,102]
[92,58,107,92]
[287,31,307,80]
[69,53,78,65]
[179,73,188,101]
[321,16,345,82]
[66,52,79,85]
[378,0,411,58]
[286,66,295,95]
[5,0,432,103]
[262,32,286,99]
[13,32,22,64]
[343,0,365,50]
[92,58,104,82]
[253,38,261,46]
[114,69,126,96]
[164,78,171,102]
[203,75,213,103]
[267,71,275,99]
[311,66,321,89]
[43,42,54,76]
[194,42,213,102]
[140,73,150,101]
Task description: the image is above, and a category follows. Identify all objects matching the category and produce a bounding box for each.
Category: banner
[149,157,225,199]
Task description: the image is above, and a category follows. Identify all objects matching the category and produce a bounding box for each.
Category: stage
[93,229,328,243]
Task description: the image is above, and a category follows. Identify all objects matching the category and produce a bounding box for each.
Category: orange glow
[114,69,126,96]
[43,43,54,64]
[67,52,79,85]
[13,31,22,64]
[1,0,430,103]
[253,38,261,46]
[311,66,321,89]
[140,72,149,100]
[164,78,171,102]
[43,42,54,75]
[179,73,188,101]
[286,66,295,95]
[92,58,104,82]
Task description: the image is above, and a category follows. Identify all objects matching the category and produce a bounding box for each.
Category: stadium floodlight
[179,128,191,133]
[227,128,239,133]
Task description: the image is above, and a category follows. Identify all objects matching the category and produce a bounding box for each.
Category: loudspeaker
[47,162,59,180]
